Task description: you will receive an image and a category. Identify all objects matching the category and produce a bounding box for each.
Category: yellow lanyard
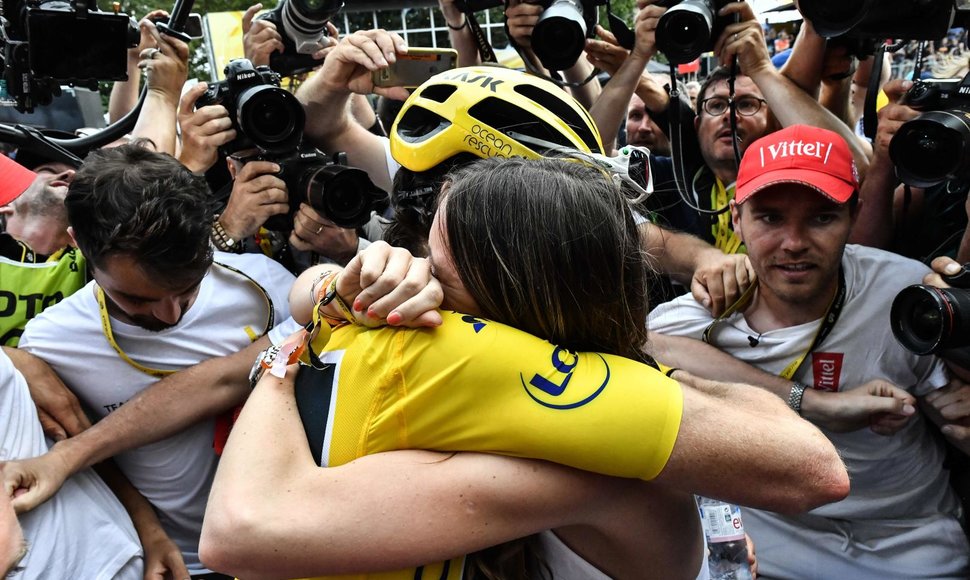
[96,262,275,378]
[703,269,847,381]
[709,178,745,255]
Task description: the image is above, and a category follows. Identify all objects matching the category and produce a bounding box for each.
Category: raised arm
[718,2,871,179]
[639,222,755,316]
[295,29,409,192]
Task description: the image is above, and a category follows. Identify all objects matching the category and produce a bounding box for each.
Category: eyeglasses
[701,96,767,117]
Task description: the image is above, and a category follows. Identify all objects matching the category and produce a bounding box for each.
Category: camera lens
[890,110,970,188]
[798,0,873,36]
[531,0,588,71]
[304,165,383,228]
[655,0,714,65]
[891,284,970,355]
[236,86,306,154]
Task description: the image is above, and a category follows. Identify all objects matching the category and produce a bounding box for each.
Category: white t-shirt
[1,350,143,580]
[19,251,299,573]
[649,244,957,521]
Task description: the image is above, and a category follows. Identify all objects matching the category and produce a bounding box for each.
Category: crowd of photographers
[4,0,970,578]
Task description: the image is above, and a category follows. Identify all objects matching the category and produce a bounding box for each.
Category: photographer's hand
[288,205,360,266]
[133,20,189,155]
[177,84,237,174]
[317,29,410,101]
[713,2,771,77]
[242,3,285,68]
[505,0,543,48]
[221,161,289,241]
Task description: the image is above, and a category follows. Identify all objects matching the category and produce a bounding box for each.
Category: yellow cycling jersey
[294,310,684,580]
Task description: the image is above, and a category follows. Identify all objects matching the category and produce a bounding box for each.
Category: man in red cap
[0,154,86,347]
[650,125,970,577]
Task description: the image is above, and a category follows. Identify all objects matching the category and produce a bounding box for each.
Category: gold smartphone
[372,48,459,89]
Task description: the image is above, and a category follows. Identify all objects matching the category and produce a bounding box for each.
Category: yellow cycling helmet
[390,65,604,172]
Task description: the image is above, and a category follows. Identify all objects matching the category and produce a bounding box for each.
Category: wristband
[446,17,468,30]
[211,217,242,253]
[787,382,807,416]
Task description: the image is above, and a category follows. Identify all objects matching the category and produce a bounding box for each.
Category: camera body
[256,0,343,77]
[654,0,731,65]
[453,0,504,11]
[196,59,306,155]
[799,0,963,41]
[262,148,387,231]
[891,265,970,368]
[531,0,606,71]
[199,59,383,231]
[0,0,138,112]
[888,73,970,188]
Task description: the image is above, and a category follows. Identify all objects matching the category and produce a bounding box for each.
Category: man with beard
[649,125,970,578]
[0,156,86,346]
[15,143,300,578]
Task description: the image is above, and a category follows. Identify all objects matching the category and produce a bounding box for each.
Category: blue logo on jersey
[461,315,487,333]
[521,347,610,409]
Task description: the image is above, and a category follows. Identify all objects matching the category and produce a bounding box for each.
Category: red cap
[0,154,37,206]
[735,125,858,205]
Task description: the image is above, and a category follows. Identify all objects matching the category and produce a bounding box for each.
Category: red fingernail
[387,312,402,326]
[353,298,363,312]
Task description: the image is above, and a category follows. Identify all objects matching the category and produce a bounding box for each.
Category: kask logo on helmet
[521,347,611,410]
[464,124,513,158]
[441,71,505,93]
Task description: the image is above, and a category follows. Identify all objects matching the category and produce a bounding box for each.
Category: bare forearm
[646,334,791,399]
[564,57,601,110]
[297,75,354,149]
[50,339,264,474]
[131,92,179,155]
[109,61,142,123]
[589,54,648,153]
[848,154,896,248]
[779,22,824,99]
[640,223,714,284]
[750,67,871,179]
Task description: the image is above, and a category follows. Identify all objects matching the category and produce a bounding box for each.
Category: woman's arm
[201,363,618,579]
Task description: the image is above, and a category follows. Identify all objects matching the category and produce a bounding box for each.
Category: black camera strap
[462,8,498,63]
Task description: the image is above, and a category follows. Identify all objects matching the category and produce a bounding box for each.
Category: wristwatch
[249,344,282,390]
[787,382,808,416]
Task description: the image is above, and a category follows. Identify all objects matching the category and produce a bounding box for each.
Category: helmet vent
[396,106,451,142]
[420,84,458,103]
[468,97,577,151]
[514,85,602,154]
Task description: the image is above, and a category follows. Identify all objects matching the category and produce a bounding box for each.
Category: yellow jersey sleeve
[322,311,683,481]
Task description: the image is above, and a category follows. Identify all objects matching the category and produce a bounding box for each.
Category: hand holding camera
[222,159,290,240]
[242,3,286,68]
[178,83,237,174]
[288,205,359,263]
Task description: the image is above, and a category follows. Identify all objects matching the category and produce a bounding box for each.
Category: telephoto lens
[531,0,589,71]
[889,108,970,188]
[655,0,717,65]
[891,284,970,355]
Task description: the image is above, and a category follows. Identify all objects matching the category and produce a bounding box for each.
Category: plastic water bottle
[696,496,753,580]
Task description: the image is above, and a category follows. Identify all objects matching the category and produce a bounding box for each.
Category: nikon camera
[888,72,970,188]
[198,59,384,230]
[196,59,305,155]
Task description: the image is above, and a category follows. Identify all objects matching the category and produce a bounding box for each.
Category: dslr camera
[888,71,970,188]
[654,0,731,65]
[0,0,138,112]
[529,0,606,71]
[199,59,385,231]
[256,0,343,77]
[891,265,970,368]
[799,0,966,41]
[196,59,306,154]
